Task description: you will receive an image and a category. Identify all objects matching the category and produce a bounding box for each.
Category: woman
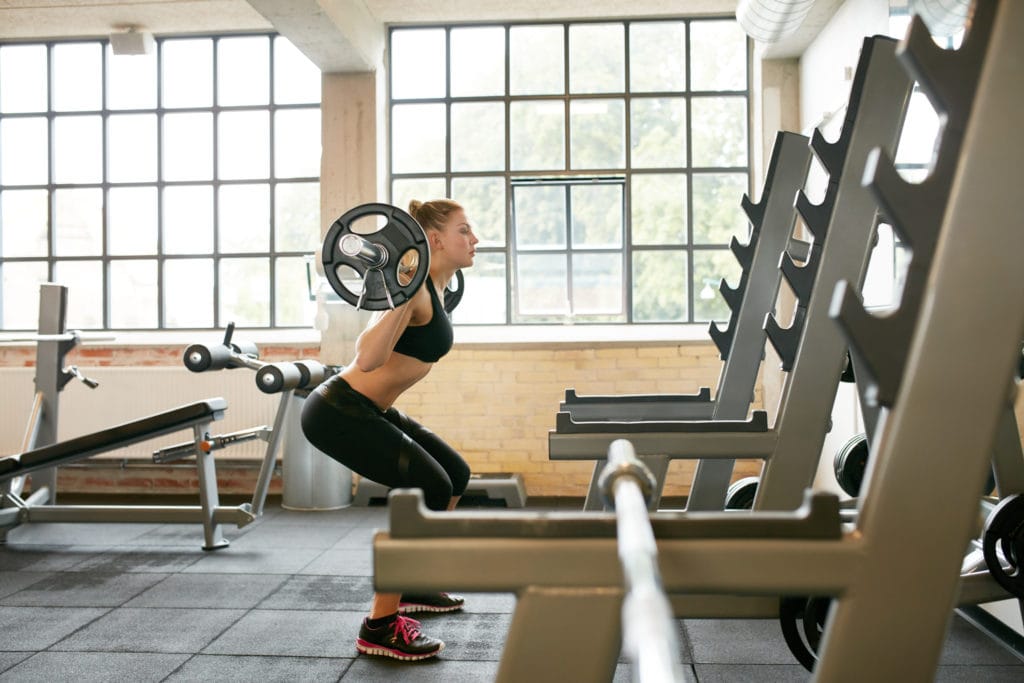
[301,198,478,661]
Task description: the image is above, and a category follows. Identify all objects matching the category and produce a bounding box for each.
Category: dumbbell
[322,202,465,313]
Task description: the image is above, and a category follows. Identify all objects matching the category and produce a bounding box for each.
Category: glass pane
[514,185,565,249]
[55,260,103,328]
[451,177,505,247]
[692,173,748,244]
[571,184,622,248]
[218,110,270,180]
[0,45,48,113]
[276,182,320,252]
[630,22,686,92]
[108,114,157,182]
[693,249,740,322]
[569,23,624,94]
[510,25,564,96]
[391,103,446,173]
[0,118,48,185]
[53,43,102,111]
[573,253,622,316]
[162,112,213,181]
[164,185,213,254]
[219,184,269,253]
[107,45,157,109]
[453,251,505,324]
[691,97,747,167]
[274,36,321,104]
[632,249,686,322]
[570,99,624,170]
[450,27,505,97]
[451,102,505,172]
[108,187,157,255]
[275,108,321,178]
[110,259,158,328]
[510,101,565,171]
[54,188,102,256]
[220,257,270,326]
[895,89,939,170]
[690,20,747,91]
[164,258,214,327]
[863,223,897,308]
[275,255,315,326]
[162,38,213,108]
[218,36,270,106]
[631,174,687,244]
[631,97,687,169]
[391,29,446,99]
[391,178,446,215]
[54,116,102,184]
[517,253,568,318]
[1,261,48,328]
[1,189,48,257]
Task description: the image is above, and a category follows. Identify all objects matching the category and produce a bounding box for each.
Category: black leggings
[300,377,470,511]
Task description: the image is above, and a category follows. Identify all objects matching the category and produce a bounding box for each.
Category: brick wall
[2,339,763,500]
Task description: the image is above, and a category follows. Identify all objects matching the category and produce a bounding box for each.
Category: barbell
[321,202,464,313]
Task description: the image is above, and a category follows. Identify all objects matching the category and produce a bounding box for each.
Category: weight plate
[779,597,818,672]
[833,433,869,497]
[322,203,430,310]
[725,476,759,510]
[444,269,465,314]
[983,493,1024,598]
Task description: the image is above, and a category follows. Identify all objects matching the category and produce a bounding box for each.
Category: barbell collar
[339,233,388,269]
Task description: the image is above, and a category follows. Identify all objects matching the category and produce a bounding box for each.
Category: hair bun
[408,200,423,216]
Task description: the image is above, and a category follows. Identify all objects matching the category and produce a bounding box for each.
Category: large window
[388,19,751,325]
[0,34,322,331]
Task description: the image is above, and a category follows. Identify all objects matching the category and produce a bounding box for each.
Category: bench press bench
[0,397,256,550]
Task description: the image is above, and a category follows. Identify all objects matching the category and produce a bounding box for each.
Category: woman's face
[433,208,478,269]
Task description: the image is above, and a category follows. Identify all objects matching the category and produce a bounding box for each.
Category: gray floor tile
[0,571,167,607]
[460,592,516,614]
[182,546,325,574]
[257,574,374,611]
[940,615,1024,665]
[935,665,1024,682]
[685,619,800,665]
[298,548,373,576]
[0,653,32,674]
[0,545,106,572]
[229,522,352,549]
[0,651,189,683]
[165,654,350,682]
[125,573,288,609]
[68,545,203,573]
[52,607,246,653]
[330,525,382,549]
[0,607,109,651]
[694,663,811,682]
[413,612,510,662]
[203,609,364,658]
[341,656,499,682]
[0,571,51,599]
[4,522,160,546]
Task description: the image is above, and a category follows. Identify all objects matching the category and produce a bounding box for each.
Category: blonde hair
[408,199,463,234]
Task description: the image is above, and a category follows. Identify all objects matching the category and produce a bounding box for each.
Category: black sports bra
[393,279,453,363]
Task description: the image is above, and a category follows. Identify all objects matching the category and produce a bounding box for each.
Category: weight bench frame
[0,397,255,550]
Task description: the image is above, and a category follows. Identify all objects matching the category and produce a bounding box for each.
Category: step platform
[352,472,527,508]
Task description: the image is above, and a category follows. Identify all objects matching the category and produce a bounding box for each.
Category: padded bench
[0,398,228,481]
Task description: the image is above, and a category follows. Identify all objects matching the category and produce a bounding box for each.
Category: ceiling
[0,0,835,69]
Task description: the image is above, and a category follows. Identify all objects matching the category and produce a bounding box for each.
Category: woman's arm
[351,296,418,372]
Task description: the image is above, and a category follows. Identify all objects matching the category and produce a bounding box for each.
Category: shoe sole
[397,604,464,614]
[356,638,444,661]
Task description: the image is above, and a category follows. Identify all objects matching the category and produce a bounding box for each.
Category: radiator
[0,366,284,461]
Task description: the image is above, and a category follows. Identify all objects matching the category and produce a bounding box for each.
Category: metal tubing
[339,233,388,268]
[250,390,292,516]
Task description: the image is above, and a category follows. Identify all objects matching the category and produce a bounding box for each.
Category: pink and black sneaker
[356,615,444,661]
[398,592,466,614]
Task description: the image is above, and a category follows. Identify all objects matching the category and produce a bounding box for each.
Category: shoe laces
[392,615,422,644]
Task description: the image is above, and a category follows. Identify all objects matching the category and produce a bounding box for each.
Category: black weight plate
[779,597,818,672]
[444,269,465,314]
[833,433,869,497]
[322,203,430,310]
[725,476,759,510]
[983,494,1024,598]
